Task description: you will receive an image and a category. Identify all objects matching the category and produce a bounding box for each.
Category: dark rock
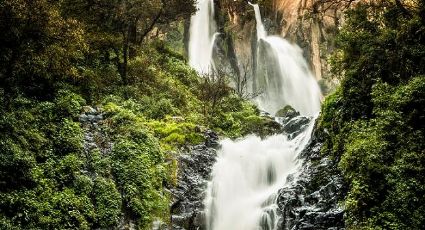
[170,131,218,230]
[205,130,219,148]
[79,114,89,122]
[79,107,112,156]
[254,117,284,138]
[87,114,95,121]
[273,106,313,139]
[94,114,103,121]
[282,116,311,138]
[260,110,272,117]
[276,125,346,230]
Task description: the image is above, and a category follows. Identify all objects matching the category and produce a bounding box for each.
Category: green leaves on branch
[321,1,425,228]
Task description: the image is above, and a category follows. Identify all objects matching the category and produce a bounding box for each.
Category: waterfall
[188,0,217,74]
[252,3,267,41]
[205,121,316,230]
[251,4,321,116]
[203,3,323,230]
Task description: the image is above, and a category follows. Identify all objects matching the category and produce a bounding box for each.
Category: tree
[61,0,196,85]
[0,0,86,103]
[197,69,234,118]
[321,0,425,228]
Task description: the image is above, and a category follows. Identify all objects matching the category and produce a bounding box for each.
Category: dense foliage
[0,0,277,229]
[320,1,425,229]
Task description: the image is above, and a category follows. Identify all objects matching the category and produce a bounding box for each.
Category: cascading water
[251,4,322,116]
[203,3,323,230]
[205,121,316,230]
[188,0,217,74]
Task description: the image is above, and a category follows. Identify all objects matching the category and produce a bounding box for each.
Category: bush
[92,178,121,228]
[55,90,86,119]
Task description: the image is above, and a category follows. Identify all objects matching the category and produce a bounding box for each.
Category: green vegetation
[0,1,278,229]
[320,1,425,229]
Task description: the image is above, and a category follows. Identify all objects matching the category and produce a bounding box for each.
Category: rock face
[276,126,346,230]
[282,116,311,139]
[169,131,219,230]
[203,0,363,95]
[80,107,140,229]
[272,0,357,81]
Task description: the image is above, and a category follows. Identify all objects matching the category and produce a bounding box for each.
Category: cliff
[209,0,360,93]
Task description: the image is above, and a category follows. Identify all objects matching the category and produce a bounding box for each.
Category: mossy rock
[275,105,300,118]
[244,116,283,138]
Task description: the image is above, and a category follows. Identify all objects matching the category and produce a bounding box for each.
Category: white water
[205,121,316,230]
[251,4,322,116]
[188,0,217,74]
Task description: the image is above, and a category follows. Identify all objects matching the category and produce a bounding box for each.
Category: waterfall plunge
[251,4,321,116]
[205,121,316,230]
[188,0,217,74]
[203,3,322,230]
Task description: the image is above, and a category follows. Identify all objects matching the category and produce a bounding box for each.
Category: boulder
[275,105,300,119]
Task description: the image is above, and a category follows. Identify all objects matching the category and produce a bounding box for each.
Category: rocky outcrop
[276,125,346,230]
[169,131,219,230]
[164,108,346,230]
[264,109,346,229]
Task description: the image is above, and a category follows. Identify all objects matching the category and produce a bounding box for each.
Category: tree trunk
[121,30,129,86]
[128,21,138,59]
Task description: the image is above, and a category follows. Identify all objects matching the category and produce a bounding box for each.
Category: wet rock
[255,117,284,138]
[87,114,95,121]
[79,114,89,122]
[205,130,219,148]
[276,125,346,230]
[275,105,300,119]
[169,131,219,230]
[273,107,311,139]
[94,114,103,121]
[283,116,311,138]
[260,110,272,117]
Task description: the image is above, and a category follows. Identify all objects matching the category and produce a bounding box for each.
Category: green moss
[54,119,84,155]
[145,120,205,149]
[275,105,299,117]
[319,1,425,227]
[320,85,424,227]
